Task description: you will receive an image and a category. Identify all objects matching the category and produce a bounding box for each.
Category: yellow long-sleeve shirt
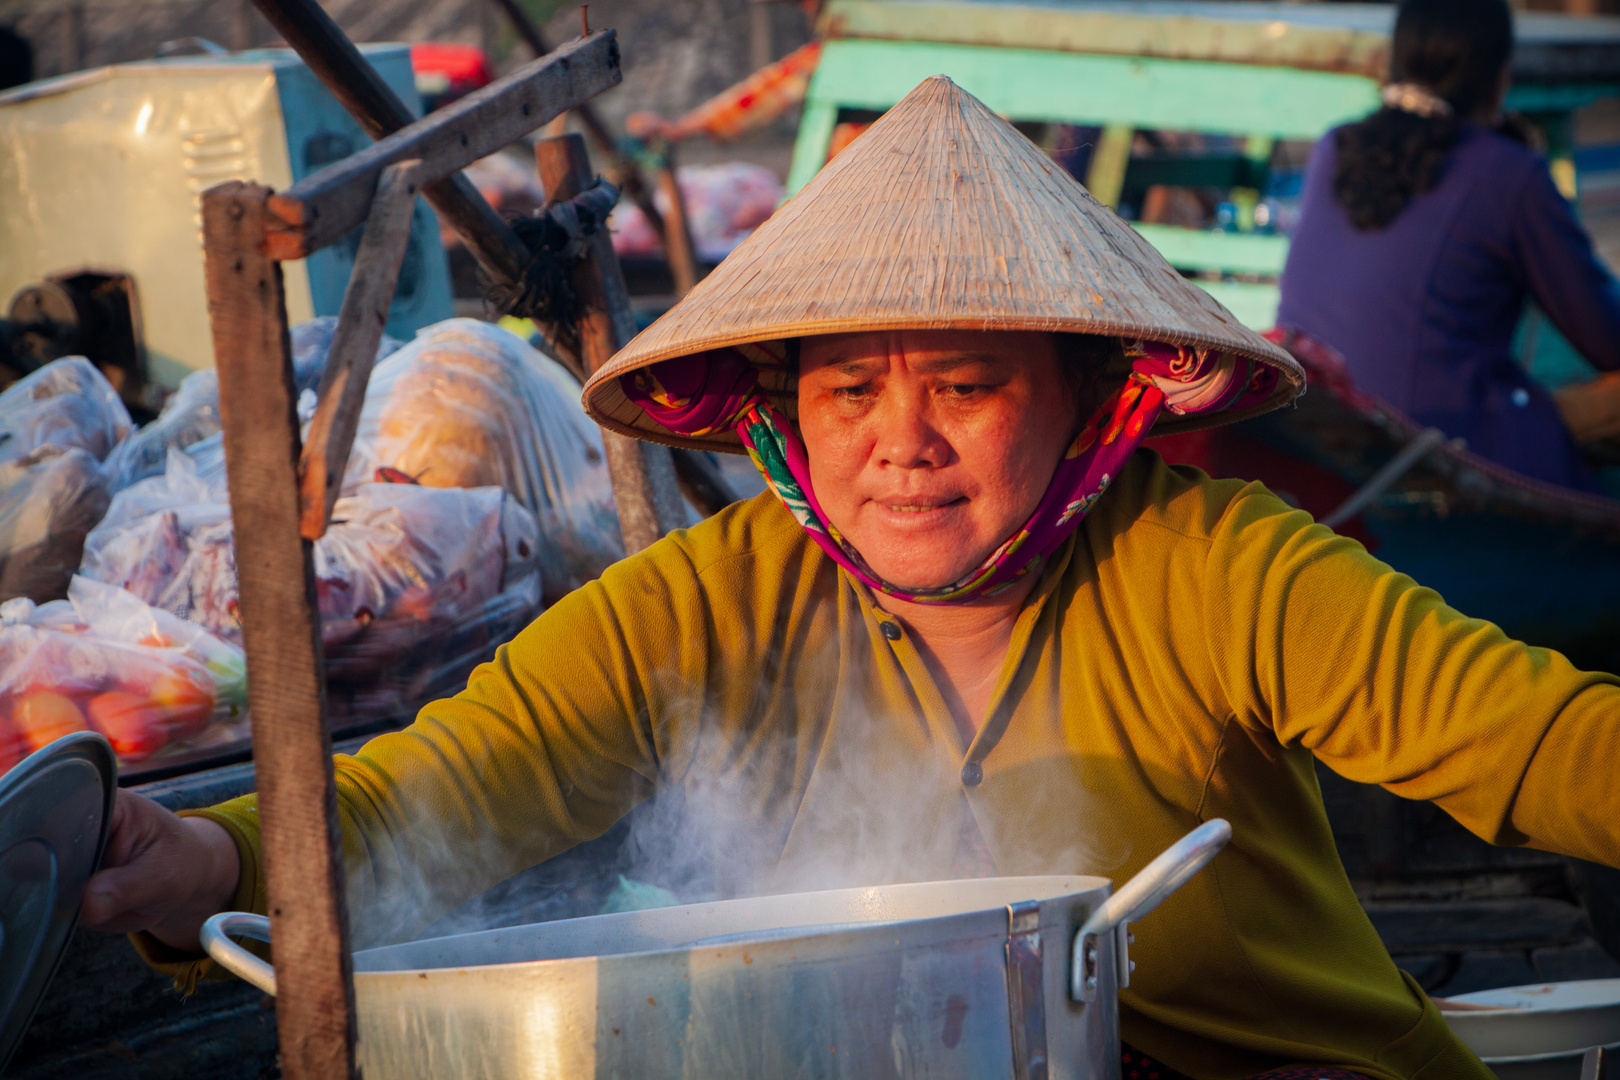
[162,450,1620,1078]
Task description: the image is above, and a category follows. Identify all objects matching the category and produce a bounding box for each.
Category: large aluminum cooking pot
[203,819,1230,1080]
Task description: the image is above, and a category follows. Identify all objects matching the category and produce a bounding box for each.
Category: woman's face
[797,329,1081,590]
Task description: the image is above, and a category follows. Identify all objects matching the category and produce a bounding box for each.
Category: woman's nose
[872,394,951,469]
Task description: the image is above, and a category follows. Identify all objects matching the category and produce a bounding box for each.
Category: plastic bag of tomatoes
[0,575,247,777]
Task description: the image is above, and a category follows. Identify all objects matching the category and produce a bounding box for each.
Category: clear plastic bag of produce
[318,482,541,721]
[80,447,542,724]
[0,445,112,603]
[0,575,247,776]
[0,356,132,466]
[103,317,401,491]
[342,318,624,603]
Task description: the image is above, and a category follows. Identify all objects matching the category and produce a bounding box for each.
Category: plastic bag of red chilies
[0,575,247,774]
[78,434,542,723]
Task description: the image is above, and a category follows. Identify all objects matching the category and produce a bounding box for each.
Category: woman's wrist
[147,816,242,953]
[187,815,243,916]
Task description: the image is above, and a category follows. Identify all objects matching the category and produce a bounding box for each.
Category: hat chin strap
[624,338,1278,605]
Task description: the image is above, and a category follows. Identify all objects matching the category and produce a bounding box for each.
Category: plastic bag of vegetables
[0,575,247,775]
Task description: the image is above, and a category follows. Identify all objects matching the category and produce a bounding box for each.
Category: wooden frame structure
[200,29,629,1080]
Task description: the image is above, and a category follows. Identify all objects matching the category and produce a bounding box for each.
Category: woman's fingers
[79,791,242,952]
[80,860,179,933]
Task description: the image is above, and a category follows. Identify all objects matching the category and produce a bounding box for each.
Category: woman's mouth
[875,496,968,518]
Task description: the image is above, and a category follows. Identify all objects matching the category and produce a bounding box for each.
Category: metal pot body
[347,875,1120,1080]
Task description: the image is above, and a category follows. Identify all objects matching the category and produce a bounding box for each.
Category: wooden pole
[535,134,686,552]
[202,182,357,1080]
[299,160,422,540]
[653,141,700,297]
[484,0,671,243]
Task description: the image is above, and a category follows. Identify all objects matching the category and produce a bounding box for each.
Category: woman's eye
[832,384,875,399]
[942,383,985,398]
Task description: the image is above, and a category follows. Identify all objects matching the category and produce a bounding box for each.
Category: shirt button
[1511,387,1531,407]
[961,761,984,787]
[879,621,901,641]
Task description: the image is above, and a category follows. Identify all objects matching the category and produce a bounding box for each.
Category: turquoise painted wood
[787,38,1380,192]
[784,36,1377,325]
[1130,225,1287,276]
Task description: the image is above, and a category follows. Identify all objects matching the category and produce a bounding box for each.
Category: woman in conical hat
[92,78,1618,1078]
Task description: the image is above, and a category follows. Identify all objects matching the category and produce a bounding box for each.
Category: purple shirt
[1277,123,1620,490]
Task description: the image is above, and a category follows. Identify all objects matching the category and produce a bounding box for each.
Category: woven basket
[582,74,1303,453]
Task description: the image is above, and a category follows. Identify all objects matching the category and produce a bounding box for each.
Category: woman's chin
[838,517,998,591]
[857,545,985,592]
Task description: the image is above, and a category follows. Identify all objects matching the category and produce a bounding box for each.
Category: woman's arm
[1205,487,1620,865]
[1512,158,1620,374]
[98,536,717,978]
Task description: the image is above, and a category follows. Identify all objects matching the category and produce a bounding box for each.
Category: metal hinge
[1005,901,1049,1080]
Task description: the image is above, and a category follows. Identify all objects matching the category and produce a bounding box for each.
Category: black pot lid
[0,732,116,1072]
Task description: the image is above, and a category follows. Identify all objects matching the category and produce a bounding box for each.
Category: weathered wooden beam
[202,181,357,1080]
[535,134,687,552]
[267,31,621,260]
[249,0,531,285]
[298,160,421,540]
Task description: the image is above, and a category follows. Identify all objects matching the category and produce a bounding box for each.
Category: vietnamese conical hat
[582,74,1303,453]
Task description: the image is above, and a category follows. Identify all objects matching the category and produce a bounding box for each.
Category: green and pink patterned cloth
[623,336,1278,604]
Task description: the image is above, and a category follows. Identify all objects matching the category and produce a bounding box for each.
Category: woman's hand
[79,790,242,954]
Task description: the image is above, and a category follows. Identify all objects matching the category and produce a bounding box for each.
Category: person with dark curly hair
[1277,0,1620,491]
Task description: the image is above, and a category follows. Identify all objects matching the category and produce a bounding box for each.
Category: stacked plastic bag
[102,316,399,490]
[77,318,621,730]
[0,357,132,603]
[0,318,629,772]
[342,319,624,602]
[81,436,542,723]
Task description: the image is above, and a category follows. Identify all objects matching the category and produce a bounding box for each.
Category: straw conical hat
[583,75,1303,452]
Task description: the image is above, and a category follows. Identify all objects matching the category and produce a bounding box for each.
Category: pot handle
[1070,818,1231,1001]
[200,912,277,996]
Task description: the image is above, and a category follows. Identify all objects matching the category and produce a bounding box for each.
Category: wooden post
[535,134,687,552]
[299,160,422,539]
[202,181,358,1080]
[654,142,700,297]
[484,0,672,246]
[1084,124,1133,210]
